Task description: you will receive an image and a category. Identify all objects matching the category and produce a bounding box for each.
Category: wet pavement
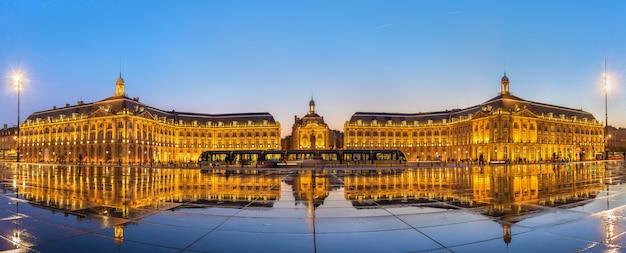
[1,161,626,252]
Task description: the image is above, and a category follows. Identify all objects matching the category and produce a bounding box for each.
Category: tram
[198,149,407,168]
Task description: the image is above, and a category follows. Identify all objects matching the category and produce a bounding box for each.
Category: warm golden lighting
[12,73,23,93]
[13,73,22,83]
[604,209,616,244]
[12,230,21,246]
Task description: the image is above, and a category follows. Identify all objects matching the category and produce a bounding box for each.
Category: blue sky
[2,1,625,137]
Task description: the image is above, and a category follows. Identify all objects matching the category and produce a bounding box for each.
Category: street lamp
[13,74,22,163]
[604,60,611,160]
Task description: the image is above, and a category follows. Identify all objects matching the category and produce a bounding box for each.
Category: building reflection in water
[1,162,622,247]
[342,163,611,245]
[1,164,282,245]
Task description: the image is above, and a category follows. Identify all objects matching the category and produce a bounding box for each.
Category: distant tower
[308,97,316,115]
[115,73,125,97]
[289,97,331,150]
[500,73,510,95]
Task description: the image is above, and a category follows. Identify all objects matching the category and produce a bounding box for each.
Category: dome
[115,73,125,97]
[500,73,510,95]
[116,74,125,86]
[308,98,316,115]
[501,74,509,83]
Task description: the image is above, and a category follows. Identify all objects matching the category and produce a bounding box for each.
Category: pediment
[513,108,538,118]
[89,105,114,118]
[136,110,156,120]
[472,110,490,119]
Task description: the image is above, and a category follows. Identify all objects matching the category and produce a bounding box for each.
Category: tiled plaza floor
[1,161,625,252]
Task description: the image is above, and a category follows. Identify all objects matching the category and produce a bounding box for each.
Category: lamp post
[13,74,22,163]
[604,60,610,160]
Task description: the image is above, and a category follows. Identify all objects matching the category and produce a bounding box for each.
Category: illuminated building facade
[0,125,18,161]
[18,75,281,164]
[344,75,605,162]
[286,98,342,150]
[607,126,626,153]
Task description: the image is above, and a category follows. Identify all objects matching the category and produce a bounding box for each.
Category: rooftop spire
[308,97,316,115]
[500,73,510,95]
[115,72,125,97]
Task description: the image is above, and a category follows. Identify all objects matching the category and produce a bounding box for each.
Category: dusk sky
[2,1,625,137]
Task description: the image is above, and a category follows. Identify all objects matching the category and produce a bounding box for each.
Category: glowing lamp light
[13,74,22,88]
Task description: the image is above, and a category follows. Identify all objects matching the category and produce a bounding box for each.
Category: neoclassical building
[607,126,626,153]
[18,74,281,164]
[285,98,342,150]
[344,75,605,162]
[0,125,18,161]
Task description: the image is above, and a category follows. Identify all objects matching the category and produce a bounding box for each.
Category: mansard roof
[477,93,595,120]
[25,95,277,125]
[292,98,328,128]
[350,110,457,123]
[349,93,598,125]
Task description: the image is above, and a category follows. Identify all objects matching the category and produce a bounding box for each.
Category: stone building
[607,126,626,153]
[344,74,605,162]
[286,98,341,150]
[18,74,281,164]
[0,125,18,161]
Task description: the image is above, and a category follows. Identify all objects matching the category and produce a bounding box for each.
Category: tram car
[198,149,407,168]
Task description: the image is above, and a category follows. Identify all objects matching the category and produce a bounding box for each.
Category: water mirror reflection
[1,161,626,252]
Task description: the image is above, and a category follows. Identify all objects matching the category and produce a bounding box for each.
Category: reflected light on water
[114,225,124,244]
[11,231,20,247]
[604,209,616,243]
[1,161,626,252]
